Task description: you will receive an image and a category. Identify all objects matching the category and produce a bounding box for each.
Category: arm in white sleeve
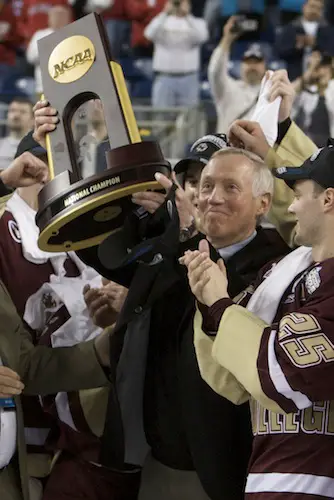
[26,32,39,65]
[144,12,169,43]
[208,42,235,104]
[186,16,209,44]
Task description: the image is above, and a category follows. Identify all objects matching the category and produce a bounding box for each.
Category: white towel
[6,192,68,274]
[251,70,282,147]
[246,246,313,324]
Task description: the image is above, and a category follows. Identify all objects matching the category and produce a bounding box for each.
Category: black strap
[235,92,260,121]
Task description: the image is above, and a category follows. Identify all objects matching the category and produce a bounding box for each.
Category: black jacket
[141,228,289,500]
[78,211,289,500]
[275,18,334,81]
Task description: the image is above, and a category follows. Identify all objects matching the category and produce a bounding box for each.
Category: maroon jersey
[0,210,79,458]
[237,257,334,499]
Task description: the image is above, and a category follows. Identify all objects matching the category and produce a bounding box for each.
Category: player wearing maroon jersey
[183,145,334,499]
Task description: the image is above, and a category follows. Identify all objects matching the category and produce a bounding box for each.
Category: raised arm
[208,16,240,104]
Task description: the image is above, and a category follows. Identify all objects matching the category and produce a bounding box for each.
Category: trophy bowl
[36,141,170,252]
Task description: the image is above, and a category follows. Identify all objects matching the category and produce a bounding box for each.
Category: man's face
[317,64,332,86]
[198,154,269,248]
[48,5,71,30]
[303,0,324,21]
[241,58,266,85]
[7,101,33,134]
[183,163,203,210]
[288,180,325,247]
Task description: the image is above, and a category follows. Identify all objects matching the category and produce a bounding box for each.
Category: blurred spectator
[26,4,72,97]
[208,16,266,132]
[279,0,304,24]
[275,0,334,81]
[102,0,130,59]
[145,0,208,109]
[79,0,130,59]
[292,50,334,146]
[0,0,23,93]
[126,0,165,78]
[326,0,334,24]
[219,0,265,42]
[203,0,220,31]
[19,0,72,45]
[0,97,34,170]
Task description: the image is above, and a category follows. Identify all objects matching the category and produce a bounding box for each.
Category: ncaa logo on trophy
[36,13,171,252]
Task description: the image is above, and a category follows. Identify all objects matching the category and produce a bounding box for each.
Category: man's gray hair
[210,147,274,197]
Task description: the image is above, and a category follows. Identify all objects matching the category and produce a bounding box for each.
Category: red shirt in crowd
[101,0,128,21]
[126,0,165,49]
[0,1,23,65]
[19,0,71,43]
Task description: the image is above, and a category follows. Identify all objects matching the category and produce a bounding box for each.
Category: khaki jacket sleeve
[20,328,109,395]
[265,122,318,247]
[193,308,249,405]
[7,289,110,394]
[194,306,285,414]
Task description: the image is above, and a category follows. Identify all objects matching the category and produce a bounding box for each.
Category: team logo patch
[195,143,208,153]
[305,266,321,295]
[190,134,228,153]
[8,220,21,244]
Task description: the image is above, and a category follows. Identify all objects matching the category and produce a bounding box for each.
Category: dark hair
[9,96,34,108]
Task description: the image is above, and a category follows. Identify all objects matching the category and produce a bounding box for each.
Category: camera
[231,15,258,35]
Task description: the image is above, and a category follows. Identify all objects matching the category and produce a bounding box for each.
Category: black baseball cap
[174,133,229,176]
[243,43,265,61]
[274,145,334,189]
[14,130,47,159]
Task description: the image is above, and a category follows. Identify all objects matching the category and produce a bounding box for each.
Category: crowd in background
[1,0,334,147]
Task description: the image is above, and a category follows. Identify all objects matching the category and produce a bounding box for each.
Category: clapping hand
[83,280,128,329]
[180,239,229,306]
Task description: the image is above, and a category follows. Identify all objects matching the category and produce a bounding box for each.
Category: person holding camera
[144,0,208,109]
[291,50,334,146]
[275,0,334,81]
[208,16,266,133]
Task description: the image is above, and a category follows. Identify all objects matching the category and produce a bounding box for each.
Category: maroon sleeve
[200,298,234,336]
[257,260,334,413]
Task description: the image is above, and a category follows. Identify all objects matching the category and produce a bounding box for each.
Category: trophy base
[37,141,171,252]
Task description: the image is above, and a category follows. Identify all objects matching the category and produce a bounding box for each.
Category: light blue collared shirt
[217,231,257,261]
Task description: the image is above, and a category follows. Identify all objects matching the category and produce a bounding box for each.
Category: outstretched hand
[180,239,229,306]
[228,120,270,159]
[132,171,196,229]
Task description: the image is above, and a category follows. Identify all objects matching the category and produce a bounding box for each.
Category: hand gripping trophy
[36,13,171,252]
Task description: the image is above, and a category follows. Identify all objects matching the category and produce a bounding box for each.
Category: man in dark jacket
[275,0,334,81]
[89,147,290,500]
